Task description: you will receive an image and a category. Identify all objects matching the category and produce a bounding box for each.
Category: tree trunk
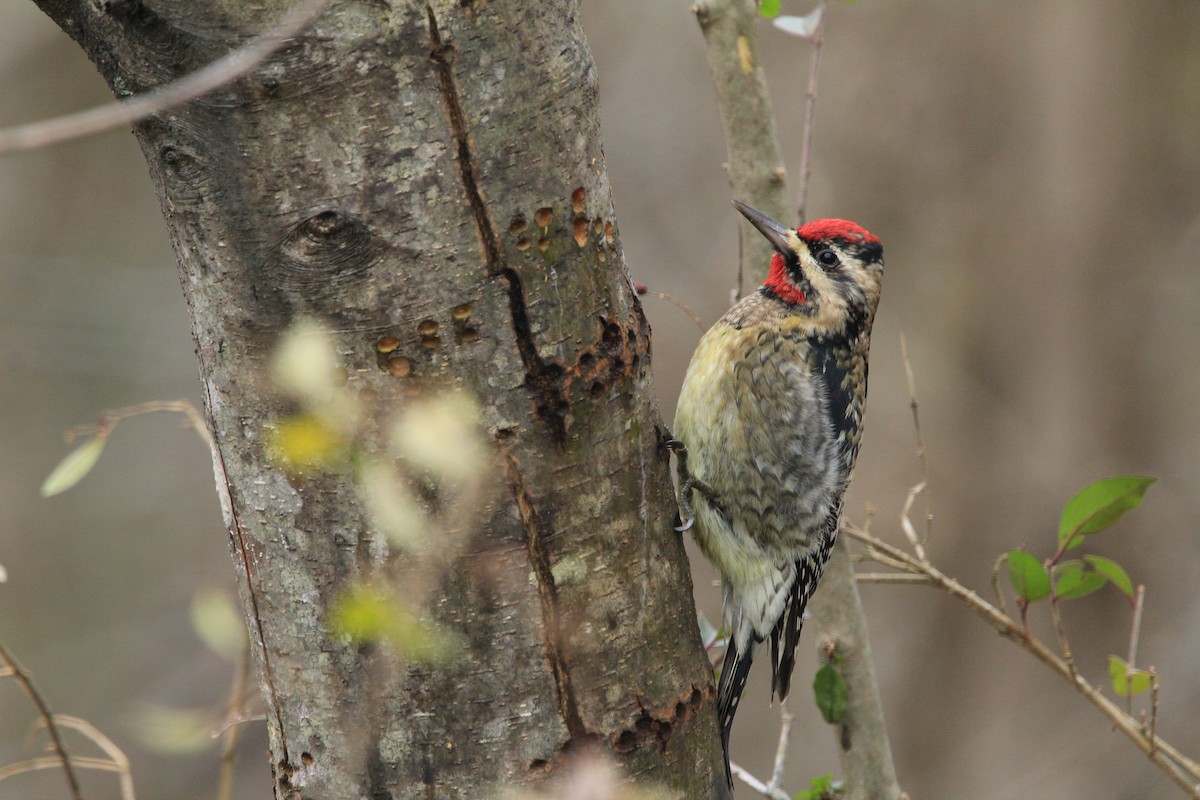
[30,1,727,796]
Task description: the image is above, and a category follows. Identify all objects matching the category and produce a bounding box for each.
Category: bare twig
[5,716,138,800]
[1149,669,1159,755]
[0,0,330,156]
[990,552,1010,618]
[855,572,934,585]
[794,0,828,225]
[636,288,707,332]
[217,640,254,800]
[899,332,933,552]
[0,755,121,781]
[898,481,928,563]
[842,523,1200,798]
[729,761,791,800]
[53,717,135,800]
[0,640,84,800]
[1049,596,1077,682]
[66,399,213,450]
[1126,585,1147,717]
[768,700,794,791]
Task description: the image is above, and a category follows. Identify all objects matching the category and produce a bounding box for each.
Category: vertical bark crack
[203,403,291,765]
[502,449,587,739]
[427,5,568,447]
[426,5,501,278]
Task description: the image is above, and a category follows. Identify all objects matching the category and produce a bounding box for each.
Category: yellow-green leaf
[1084,555,1135,600]
[330,586,459,664]
[1058,476,1155,549]
[190,588,246,661]
[1007,549,1050,602]
[1109,655,1154,697]
[130,705,214,754]
[41,436,107,497]
[1054,567,1106,600]
[266,413,347,473]
[758,0,781,17]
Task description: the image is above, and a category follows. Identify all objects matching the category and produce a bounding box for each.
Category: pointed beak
[732,200,794,256]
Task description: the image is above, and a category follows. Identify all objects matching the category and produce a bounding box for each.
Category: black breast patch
[808,337,858,459]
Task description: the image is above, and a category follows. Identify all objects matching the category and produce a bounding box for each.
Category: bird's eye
[816,249,839,269]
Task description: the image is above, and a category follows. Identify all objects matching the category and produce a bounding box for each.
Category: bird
[672,200,884,784]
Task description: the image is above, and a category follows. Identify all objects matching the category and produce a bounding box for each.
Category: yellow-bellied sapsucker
[673,201,884,782]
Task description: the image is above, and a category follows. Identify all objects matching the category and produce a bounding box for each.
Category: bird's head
[734,200,884,339]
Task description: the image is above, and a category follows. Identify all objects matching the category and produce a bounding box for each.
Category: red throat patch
[797,218,879,245]
[763,253,806,305]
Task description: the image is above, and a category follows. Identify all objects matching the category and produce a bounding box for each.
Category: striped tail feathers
[771,546,836,699]
[716,628,756,788]
[715,563,796,786]
[770,576,805,700]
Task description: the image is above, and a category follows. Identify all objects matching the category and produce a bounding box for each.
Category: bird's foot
[666,437,722,532]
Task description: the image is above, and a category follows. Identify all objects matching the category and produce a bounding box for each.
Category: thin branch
[0,640,84,800]
[855,572,934,585]
[1126,585,1147,717]
[768,700,793,791]
[1049,597,1077,682]
[217,639,253,800]
[794,0,828,225]
[899,332,933,552]
[842,523,1200,798]
[990,553,1010,619]
[0,755,121,781]
[1148,669,1159,755]
[0,0,330,156]
[898,481,928,563]
[634,286,707,332]
[66,399,213,450]
[51,716,135,800]
[730,761,791,800]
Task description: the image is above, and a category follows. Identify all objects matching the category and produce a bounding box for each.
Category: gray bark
[693,0,790,289]
[30,1,727,796]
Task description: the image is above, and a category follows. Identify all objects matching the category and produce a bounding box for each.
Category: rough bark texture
[30,1,727,796]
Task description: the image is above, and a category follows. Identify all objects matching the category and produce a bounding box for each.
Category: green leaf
[1109,655,1154,697]
[813,663,848,724]
[129,706,214,754]
[1006,550,1051,602]
[330,585,460,664]
[1084,555,1135,600]
[1054,568,1106,600]
[758,0,782,17]
[1058,476,1156,549]
[190,588,246,661]
[797,774,836,800]
[266,413,348,473]
[41,436,107,497]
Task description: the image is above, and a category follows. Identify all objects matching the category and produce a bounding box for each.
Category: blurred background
[2,1,1198,797]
